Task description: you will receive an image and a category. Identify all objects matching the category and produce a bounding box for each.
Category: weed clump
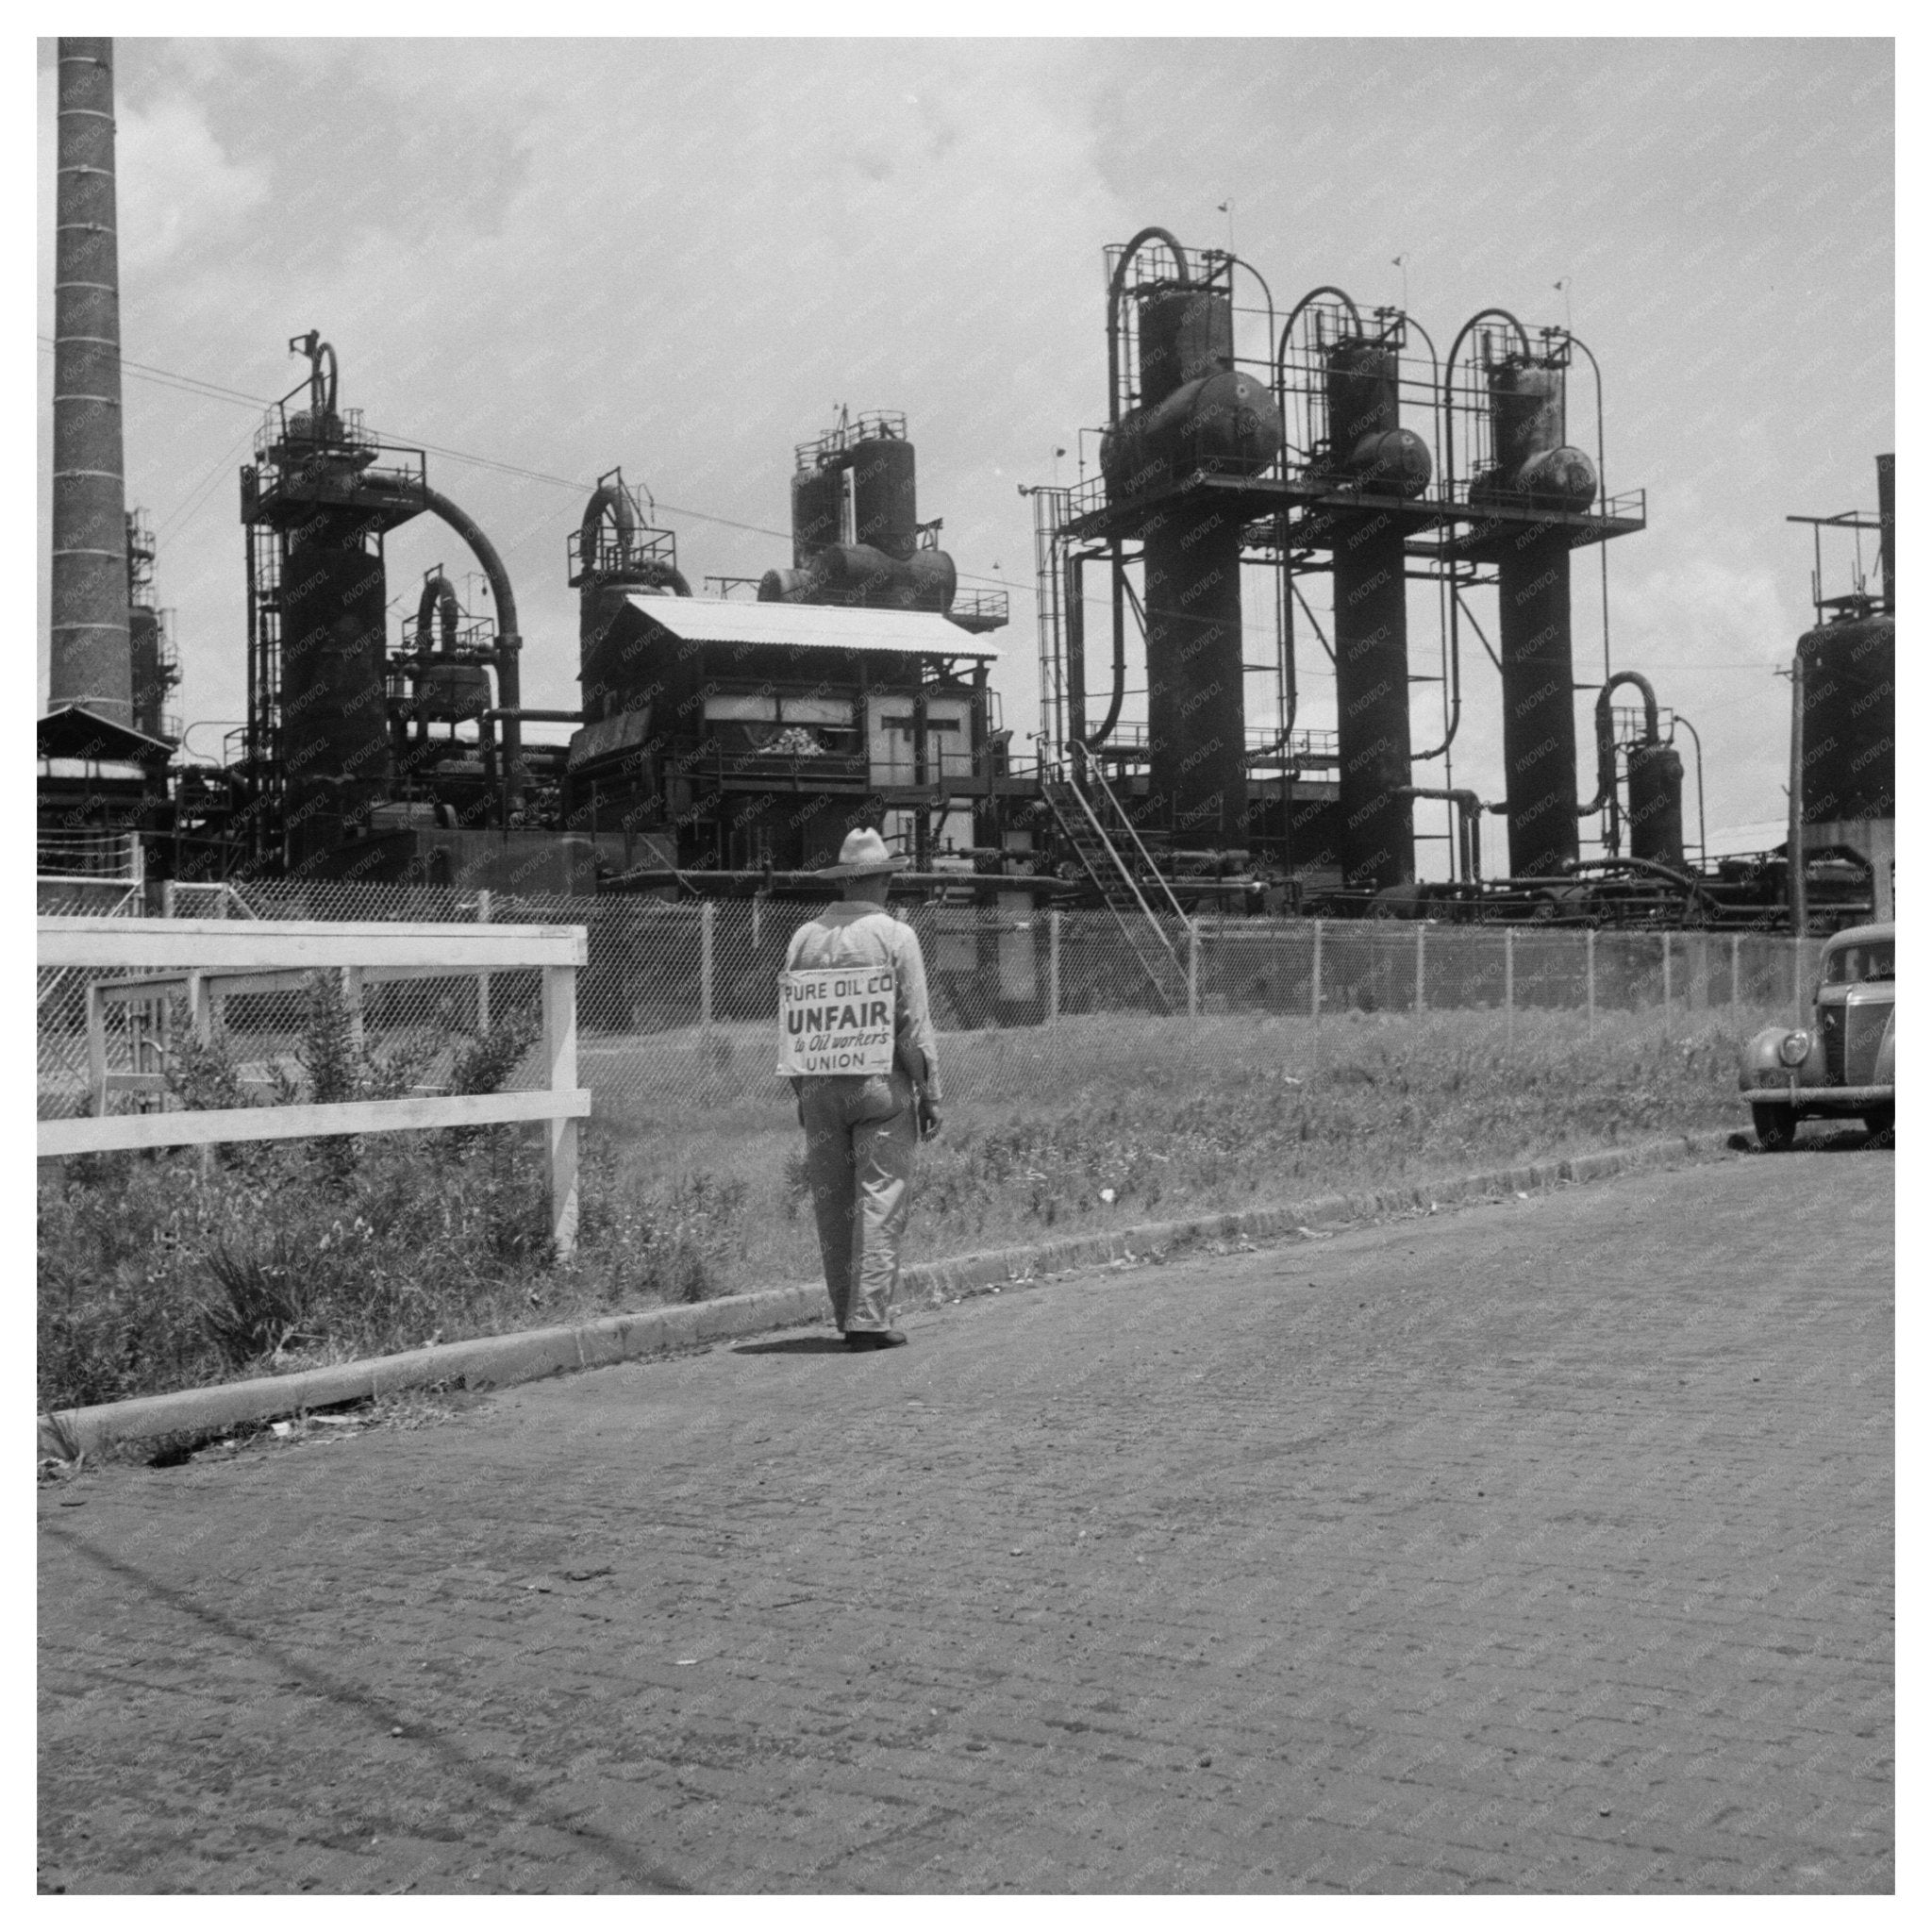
[574,1170,750,1306]
[46,984,554,1412]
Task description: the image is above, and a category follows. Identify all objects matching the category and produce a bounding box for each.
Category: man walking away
[782,827,942,1352]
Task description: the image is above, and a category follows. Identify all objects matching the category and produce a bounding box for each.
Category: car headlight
[1777,1030,1810,1068]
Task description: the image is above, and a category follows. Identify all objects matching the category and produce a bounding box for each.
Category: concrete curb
[38,1128,1740,1460]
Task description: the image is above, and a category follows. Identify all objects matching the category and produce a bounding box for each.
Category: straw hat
[819,827,911,878]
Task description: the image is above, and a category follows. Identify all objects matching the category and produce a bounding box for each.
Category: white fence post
[1504,926,1515,1049]
[342,966,365,1052]
[542,962,580,1258]
[700,899,716,1036]
[475,889,492,1033]
[1661,932,1673,1027]
[1048,908,1060,1027]
[1414,924,1425,1018]
[187,971,211,1171]
[86,982,108,1117]
[1310,916,1324,1040]
[1586,926,1596,1041]
[1187,917,1200,1019]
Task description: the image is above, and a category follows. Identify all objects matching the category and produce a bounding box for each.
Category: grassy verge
[40,1006,1772,1413]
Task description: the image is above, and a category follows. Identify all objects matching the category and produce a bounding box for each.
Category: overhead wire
[38,337,1026,598]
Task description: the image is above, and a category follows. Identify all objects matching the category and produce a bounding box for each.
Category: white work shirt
[784,903,942,1102]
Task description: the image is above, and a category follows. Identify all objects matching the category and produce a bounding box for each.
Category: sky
[36,36,1893,868]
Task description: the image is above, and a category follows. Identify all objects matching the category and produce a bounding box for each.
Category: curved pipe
[1394,312,1470,766]
[1443,305,1532,371]
[1399,784,1488,884]
[1441,307,1533,498]
[579,479,636,565]
[1403,312,1444,491]
[1261,286,1365,764]
[1224,252,1276,390]
[1559,852,1722,920]
[1273,286,1363,459]
[415,574,459,656]
[287,331,339,420]
[1265,552,1300,758]
[420,483,524,810]
[1558,330,1607,506]
[578,479,690,594]
[1674,711,1707,868]
[1412,580,1463,764]
[1094,228,1187,762]
[1106,225,1191,426]
[1082,543,1129,752]
[1578,669,1660,817]
[1557,328,1614,685]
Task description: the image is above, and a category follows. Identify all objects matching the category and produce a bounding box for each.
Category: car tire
[1752,1103,1799,1152]
[1863,1105,1894,1143]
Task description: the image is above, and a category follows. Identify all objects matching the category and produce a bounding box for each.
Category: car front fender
[1739,1022,1825,1091]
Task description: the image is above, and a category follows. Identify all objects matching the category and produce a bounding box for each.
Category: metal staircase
[1042,763,1191,1012]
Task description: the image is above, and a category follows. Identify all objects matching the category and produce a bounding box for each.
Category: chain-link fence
[39,880,1824,1128]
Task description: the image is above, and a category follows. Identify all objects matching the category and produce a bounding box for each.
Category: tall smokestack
[49,37,130,725]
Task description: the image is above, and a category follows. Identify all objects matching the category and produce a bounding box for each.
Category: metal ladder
[1042,763,1191,1013]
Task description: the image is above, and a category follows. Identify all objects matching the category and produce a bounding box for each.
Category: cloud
[116,92,270,278]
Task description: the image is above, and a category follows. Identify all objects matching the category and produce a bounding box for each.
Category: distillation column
[1324,339,1432,889]
[1498,537,1577,877]
[1484,356,1597,878]
[1143,501,1246,843]
[1101,281,1281,845]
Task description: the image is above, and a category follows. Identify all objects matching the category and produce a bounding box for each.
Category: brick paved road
[38,1149,1893,1894]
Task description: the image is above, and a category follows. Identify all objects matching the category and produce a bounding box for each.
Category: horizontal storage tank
[1101,282,1284,500]
[759,541,955,612]
[1099,367,1282,498]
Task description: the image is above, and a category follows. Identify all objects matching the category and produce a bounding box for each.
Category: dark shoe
[843,1328,908,1351]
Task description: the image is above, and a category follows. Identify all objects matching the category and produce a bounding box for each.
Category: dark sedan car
[1739,921,1894,1149]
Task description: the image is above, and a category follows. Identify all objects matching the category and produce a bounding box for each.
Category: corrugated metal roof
[625,594,1001,658]
[37,704,175,763]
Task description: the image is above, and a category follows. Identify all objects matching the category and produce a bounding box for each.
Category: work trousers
[798,1068,918,1333]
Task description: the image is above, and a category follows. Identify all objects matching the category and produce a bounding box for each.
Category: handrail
[1081,763,1190,928]
[1041,776,1182,1010]
[1064,781,1178,967]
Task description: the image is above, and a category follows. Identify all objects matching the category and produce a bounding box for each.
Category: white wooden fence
[35,918,591,1256]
